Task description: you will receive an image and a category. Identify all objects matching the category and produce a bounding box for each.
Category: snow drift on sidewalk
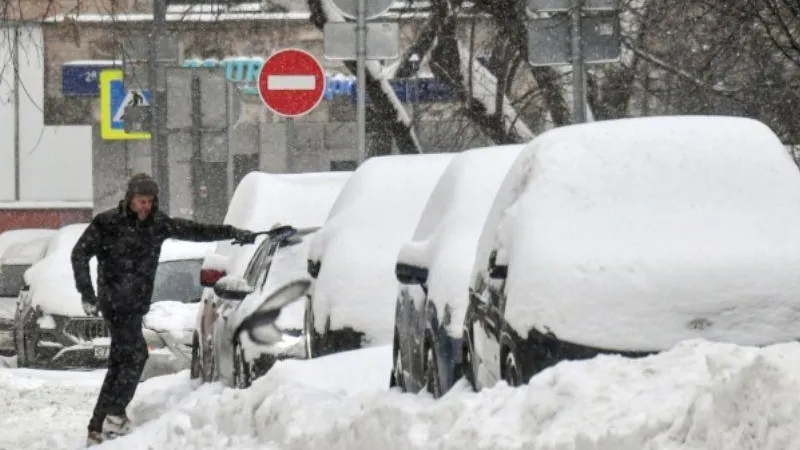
[96,339,800,450]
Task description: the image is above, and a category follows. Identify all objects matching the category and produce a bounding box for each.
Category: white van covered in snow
[463,115,800,390]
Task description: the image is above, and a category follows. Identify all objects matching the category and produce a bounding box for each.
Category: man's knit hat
[126,173,159,202]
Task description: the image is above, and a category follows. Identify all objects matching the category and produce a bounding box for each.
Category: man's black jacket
[71,202,239,316]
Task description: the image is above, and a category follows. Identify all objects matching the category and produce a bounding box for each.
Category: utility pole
[148,0,170,212]
[571,0,587,123]
[356,0,367,164]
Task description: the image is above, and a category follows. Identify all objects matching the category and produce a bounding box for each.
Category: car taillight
[200,269,225,287]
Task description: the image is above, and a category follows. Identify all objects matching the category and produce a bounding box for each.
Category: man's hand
[232,228,257,245]
[82,294,100,317]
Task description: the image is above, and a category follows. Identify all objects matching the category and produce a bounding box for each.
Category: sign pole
[356,0,367,164]
[571,0,587,123]
[148,0,170,212]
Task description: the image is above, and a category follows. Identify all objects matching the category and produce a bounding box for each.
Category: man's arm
[71,219,102,300]
[167,217,246,242]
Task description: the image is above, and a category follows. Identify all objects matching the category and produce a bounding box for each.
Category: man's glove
[232,228,257,244]
[82,294,100,317]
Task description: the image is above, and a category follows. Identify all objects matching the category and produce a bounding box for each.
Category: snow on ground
[4,340,800,449]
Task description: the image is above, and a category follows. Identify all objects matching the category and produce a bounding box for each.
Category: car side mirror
[488,249,508,279]
[307,259,321,279]
[395,262,429,285]
[213,276,254,301]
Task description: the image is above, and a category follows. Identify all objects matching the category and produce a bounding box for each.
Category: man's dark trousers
[87,311,149,433]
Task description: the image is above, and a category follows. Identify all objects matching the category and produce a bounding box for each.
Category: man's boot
[86,430,104,446]
[102,413,133,438]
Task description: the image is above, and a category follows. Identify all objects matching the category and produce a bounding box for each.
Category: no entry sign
[258,48,326,117]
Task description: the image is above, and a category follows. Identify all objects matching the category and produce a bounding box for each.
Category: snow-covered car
[192,170,351,382]
[0,228,57,330]
[0,236,53,355]
[15,222,214,371]
[463,116,800,390]
[203,226,316,388]
[306,153,455,357]
[391,144,524,397]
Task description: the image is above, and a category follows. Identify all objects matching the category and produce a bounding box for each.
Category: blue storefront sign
[62,57,457,103]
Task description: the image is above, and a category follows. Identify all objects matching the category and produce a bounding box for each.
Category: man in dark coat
[72,173,256,446]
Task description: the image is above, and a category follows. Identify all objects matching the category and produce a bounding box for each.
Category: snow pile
[29,340,794,450]
[397,145,524,337]
[143,301,198,333]
[207,171,351,280]
[473,116,800,352]
[308,153,455,343]
[0,228,56,260]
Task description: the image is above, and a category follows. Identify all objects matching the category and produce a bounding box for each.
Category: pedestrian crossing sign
[100,69,152,140]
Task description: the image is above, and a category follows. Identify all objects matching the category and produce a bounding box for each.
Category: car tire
[390,329,405,391]
[304,300,322,358]
[15,320,38,368]
[423,339,442,398]
[461,338,476,391]
[190,334,202,380]
[232,336,251,389]
[502,346,523,387]
[202,337,216,383]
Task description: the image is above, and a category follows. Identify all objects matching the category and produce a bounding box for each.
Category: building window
[330,160,357,171]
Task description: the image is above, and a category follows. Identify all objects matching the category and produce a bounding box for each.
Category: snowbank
[209,171,351,280]
[0,228,56,260]
[51,340,800,450]
[474,116,800,352]
[397,145,524,337]
[308,154,455,343]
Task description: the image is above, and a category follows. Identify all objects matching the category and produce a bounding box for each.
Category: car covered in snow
[306,153,455,357]
[192,170,351,383]
[202,225,316,388]
[15,223,214,372]
[0,235,53,355]
[391,144,523,397]
[463,116,800,390]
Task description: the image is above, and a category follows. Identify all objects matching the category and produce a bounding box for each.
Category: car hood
[142,301,199,333]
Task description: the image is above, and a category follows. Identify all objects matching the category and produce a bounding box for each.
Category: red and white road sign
[258,48,326,118]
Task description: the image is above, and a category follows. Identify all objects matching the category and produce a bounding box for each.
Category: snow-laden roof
[206,171,351,279]
[308,153,455,344]
[397,144,525,337]
[0,229,57,261]
[473,115,800,352]
[0,237,51,265]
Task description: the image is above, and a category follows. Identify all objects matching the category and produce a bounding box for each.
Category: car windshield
[0,264,30,297]
[151,259,203,303]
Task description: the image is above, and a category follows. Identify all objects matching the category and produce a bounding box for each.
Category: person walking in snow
[71,173,256,446]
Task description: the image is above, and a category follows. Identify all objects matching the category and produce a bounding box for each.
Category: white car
[16,223,214,375]
[0,236,52,355]
[192,170,351,383]
[305,153,456,357]
[464,115,800,389]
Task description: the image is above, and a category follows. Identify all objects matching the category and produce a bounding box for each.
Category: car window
[0,264,31,297]
[151,259,204,303]
[242,239,275,288]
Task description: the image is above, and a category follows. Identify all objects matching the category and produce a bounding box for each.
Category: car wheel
[202,337,216,382]
[502,348,523,387]
[423,342,442,398]
[304,301,316,358]
[232,336,251,389]
[16,322,38,368]
[190,334,202,380]
[389,330,405,390]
